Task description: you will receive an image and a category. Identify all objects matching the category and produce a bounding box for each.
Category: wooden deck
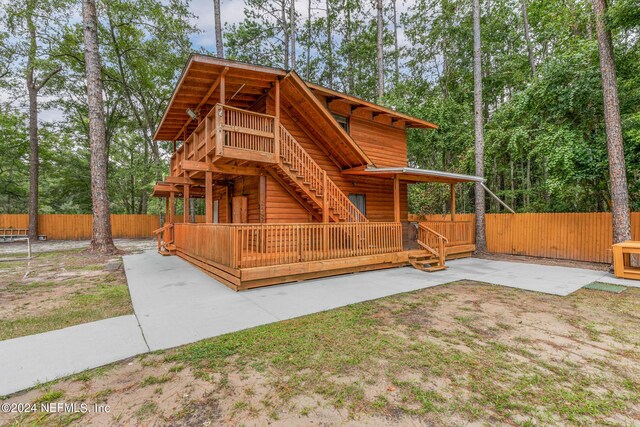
[155,221,474,291]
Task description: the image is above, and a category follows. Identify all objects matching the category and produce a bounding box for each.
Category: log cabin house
[152,55,481,290]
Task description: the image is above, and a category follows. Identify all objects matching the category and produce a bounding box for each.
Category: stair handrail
[153,223,174,253]
[279,125,368,223]
[417,223,448,267]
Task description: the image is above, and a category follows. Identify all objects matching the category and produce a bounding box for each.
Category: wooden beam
[181,160,263,176]
[393,175,400,223]
[450,183,456,222]
[165,175,202,185]
[183,184,190,223]
[205,172,213,223]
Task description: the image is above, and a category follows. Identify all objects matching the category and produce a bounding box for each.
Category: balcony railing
[170,104,277,176]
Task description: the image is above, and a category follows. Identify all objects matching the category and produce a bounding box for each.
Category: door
[348,194,366,216]
[232,196,248,223]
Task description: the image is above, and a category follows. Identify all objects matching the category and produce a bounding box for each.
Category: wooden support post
[220,73,225,105]
[215,105,224,157]
[393,175,400,223]
[169,191,175,223]
[165,196,169,224]
[322,171,329,223]
[274,78,280,162]
[183,184,190,223]
[205,172,213,223]
[450,183,456,222]
[259,175,266,223]
[322,171,329,255]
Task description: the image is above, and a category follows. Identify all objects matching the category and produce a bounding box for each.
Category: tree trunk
[282,0,289,69]
[214,0,224,57]
[520,0,535,75]
[345,0,354,92]
[376,0,384,100]
[473,0,487,252]
[306,0,312,79]
[325,0,333,88]
[392,0,399,84]
[592,0,631,244]
[26,7,38,241]
[290,0,296,70]
[83,0,117,254]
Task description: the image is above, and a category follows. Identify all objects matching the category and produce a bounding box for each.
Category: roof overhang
[342,166,485,184]
[307,83,438,129]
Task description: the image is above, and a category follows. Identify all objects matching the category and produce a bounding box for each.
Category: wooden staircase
[272,125,368,223]
[410,224,448,272]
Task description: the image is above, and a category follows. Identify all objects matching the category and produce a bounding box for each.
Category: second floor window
[332,114,349,134]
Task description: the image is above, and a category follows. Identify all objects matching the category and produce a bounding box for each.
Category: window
[332,114,349,134]
[348,194,366,216]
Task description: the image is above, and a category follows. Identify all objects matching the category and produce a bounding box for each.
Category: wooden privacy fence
[0,214,160,240]
[409,212,640,264]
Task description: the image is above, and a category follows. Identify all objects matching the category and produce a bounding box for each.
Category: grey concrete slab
[123,251,279,350]
[0,315,148,396]
[595,272,640,288]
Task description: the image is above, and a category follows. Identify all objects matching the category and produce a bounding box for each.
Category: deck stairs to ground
[409,224,449,272]
[269,125,368,223]
[153,224,176,256]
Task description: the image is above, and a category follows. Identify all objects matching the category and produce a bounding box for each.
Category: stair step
[422,265,448,272]
[416,259,439,266]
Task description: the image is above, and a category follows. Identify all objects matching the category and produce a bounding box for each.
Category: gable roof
[154,55,438,142]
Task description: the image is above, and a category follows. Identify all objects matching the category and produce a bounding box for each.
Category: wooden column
[169,191,175,223]
[259,175,266,223]
[183,184,190,223]
[164,196,169,224]
[450,183,456,222]
[322,171,329,223]
[393,175,400,223]
[274,78,280,162]
[205,172,213,223]
[220,73,225,104]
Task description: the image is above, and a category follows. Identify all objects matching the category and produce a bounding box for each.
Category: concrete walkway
[1,250,633,396]
[0,316,149,395]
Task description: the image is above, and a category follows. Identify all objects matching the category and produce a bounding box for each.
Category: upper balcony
[170,104,278,177]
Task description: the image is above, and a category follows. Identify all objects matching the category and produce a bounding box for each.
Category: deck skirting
[176,246,474,291]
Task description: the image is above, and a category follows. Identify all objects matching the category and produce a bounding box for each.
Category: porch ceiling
[153,55,286,141]
[342,166,485,184]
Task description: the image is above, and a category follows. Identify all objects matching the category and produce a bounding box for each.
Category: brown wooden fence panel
[0,214,160,240]
[409,212,640,264]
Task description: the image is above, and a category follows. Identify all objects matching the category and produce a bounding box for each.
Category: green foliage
[0,0,639,215]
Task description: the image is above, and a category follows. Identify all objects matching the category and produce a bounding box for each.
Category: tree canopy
[0,0,638,215]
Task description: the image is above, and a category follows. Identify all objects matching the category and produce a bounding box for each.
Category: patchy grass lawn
[0,248,133,341]
[2,281,640,426]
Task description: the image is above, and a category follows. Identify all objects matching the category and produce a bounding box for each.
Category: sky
[3,0,415,123]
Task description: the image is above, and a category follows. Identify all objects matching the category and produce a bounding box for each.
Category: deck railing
[170,104,277,175]
[172,222,402,269]
[419,220,474,246]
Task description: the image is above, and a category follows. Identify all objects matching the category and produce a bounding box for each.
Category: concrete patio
[1,250,637,396]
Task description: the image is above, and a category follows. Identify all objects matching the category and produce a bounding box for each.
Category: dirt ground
[2,280,639,426]
[0,239,153,341]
